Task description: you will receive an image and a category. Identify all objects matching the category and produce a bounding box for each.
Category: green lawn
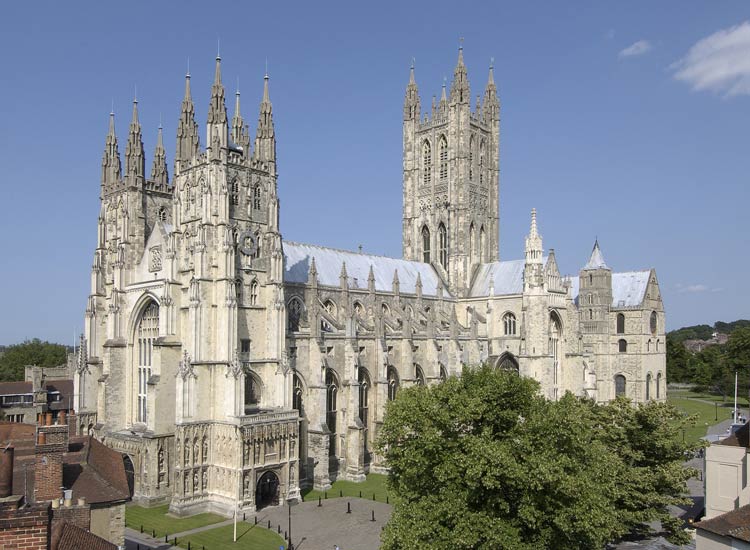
[668,389,749,406]
[125,504,224,538]
[301,472,390,503]
[176,523,285,550]
[667,396,735,443]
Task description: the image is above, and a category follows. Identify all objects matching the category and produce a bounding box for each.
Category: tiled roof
[695,504,750,542]
[63,437,130,505]
[284,241,449,297]
[55,522,117,550]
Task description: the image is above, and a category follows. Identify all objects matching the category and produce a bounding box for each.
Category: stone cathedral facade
[74,49,666,516]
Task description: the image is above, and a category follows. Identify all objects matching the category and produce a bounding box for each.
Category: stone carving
[176,350,195,380]
[227,349,243,379]
[149,245,162,272]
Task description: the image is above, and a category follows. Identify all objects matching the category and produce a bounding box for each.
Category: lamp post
[287,498,296,550]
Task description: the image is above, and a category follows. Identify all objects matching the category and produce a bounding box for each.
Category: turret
[254,73,276,164]
[231,86,250,154]
[449,46,470,105]
[483,60,500,122]
[101,111,121,189]
[524,209,544,290]
[403,60,420,121]
[125,97,145,185]
[150,124,169,186]
[176,72,199,172]
[206,55,228,153]
[579,240,612,334]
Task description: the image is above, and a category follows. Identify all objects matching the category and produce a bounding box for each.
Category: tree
[0,339,68,382]
[377,366,698,549]
[666,334,690,382]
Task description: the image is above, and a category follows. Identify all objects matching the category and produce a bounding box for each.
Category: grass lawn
[668,389,749,406]
[301,472,390,503]
[125,504,224,538]
[176,523,285,550]
[667,396,734,443]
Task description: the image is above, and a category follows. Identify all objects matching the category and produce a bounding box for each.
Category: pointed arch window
[469,223,476,265]
[422,140,432,186]
[422,226,431,263]
[439,365,448,382]
[250,280,259,306]
[230,179,240,206]
[549,312,562,365]
[288,298,303,331]
[324,299,337,319]
[438,223,448,269]
[479,225,486,263]
[244,372,261,413]
[135,301,159,424]
[253,185,261,210]
[353,301,364,318]
[479,139,486,185]
[503,312,517,336]
[415,364,425,386]
[650,311,657,335]
[293,374,304,415]
[469,135,474,181]
[387,366,399,401]
[646,373,652,400]
[616,313,625,334]
[325,369,338,456]
[615,374,626,397]
[656,372,662,399]
[252,231,262,260]
[358,367,371,457]
[438,135,448,182]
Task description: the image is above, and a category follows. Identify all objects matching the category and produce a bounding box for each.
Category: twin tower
[402,47,501,297]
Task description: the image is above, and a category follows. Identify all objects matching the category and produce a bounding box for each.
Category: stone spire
[483,59,499,121]
[207,55,228,151]
[524,208,544,289]
[176,71,200,170]
[308,257,318,285]
[450,45,470,104]
[403,59,420,121]
[101,110,121,188]
[125,97,145,183]
[584,240,610,270]
[150,124,168,185]
[339,261,348,288]
[231,85,250,154]
[254,73,276,163]
[525,208,543,264]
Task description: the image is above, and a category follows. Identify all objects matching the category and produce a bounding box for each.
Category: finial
[236,76,240,94]
[411,56,415,69]
[110,98,114,115]
[265,57,268,78]
[217,38,220,60]
[187,57,190,77]
[134,84,137,103]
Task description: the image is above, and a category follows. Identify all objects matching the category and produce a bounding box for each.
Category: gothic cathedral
[74,48,666,515]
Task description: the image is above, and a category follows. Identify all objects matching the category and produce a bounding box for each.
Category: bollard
[325,491,328,499]
[285,531,287,540]
[255,516,258,525]
[137,545,140,550]
[340,489,343,497]
[152,530,156,538]
[243,512,246,521]
[165,535,168,543]
[386,495,389,504]
[268,519,271,528]
[373,493,375,501]
[371,510,376,522]
[188,543,191,550]
[278,524,281,534]
[173,538,177,546]
[359,490,362,498]
[140,525,143,533]
[347,501,351,514]
[318,496,322,507]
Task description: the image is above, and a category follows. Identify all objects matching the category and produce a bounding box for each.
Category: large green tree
[0,339,68,382]
[377,366,697,549]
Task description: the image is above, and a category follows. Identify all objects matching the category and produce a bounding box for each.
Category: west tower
[402,48,500,297]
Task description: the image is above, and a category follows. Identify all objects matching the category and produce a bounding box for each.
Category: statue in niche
[243,473,250,495]
[202,469,207,491]
[202,436,208,463]
[175,439,181,464]
[184,439,189,466]
[193,438,199,464]
[183,474,189,494]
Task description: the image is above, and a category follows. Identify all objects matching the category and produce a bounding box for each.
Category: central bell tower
[402,48,500,297]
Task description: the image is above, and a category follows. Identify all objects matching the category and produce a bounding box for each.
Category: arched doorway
[494,353,519,373]
[123,454,135,497]
[255,470,280,509]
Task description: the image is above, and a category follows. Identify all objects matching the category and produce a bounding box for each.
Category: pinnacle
[214,55,222,86]
[108,111,116,136]
[262,73,270,104]
[487,59,495,86]
[184,72,192,101]
[131,97,139,125]
[409,58,416,85]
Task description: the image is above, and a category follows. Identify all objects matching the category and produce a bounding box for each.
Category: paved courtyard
[257,497,392,550]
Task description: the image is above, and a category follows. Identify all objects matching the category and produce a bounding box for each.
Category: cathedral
[73,48,666,516]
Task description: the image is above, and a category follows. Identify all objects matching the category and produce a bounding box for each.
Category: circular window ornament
[238,231,258,256]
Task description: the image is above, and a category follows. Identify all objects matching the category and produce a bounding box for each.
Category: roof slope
[284,241,448,297]
[469,259,526,297]
[695,504,750,542]
[55,522,118,550]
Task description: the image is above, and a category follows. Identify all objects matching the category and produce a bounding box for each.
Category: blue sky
[0,1,748,345]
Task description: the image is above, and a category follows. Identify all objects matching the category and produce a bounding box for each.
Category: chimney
[0,445,13,498]
[34,412,69,503]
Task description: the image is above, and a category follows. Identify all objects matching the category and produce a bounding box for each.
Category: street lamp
[287,498,297,550]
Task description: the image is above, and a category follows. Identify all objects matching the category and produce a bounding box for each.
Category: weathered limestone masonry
[75,48,666,515]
